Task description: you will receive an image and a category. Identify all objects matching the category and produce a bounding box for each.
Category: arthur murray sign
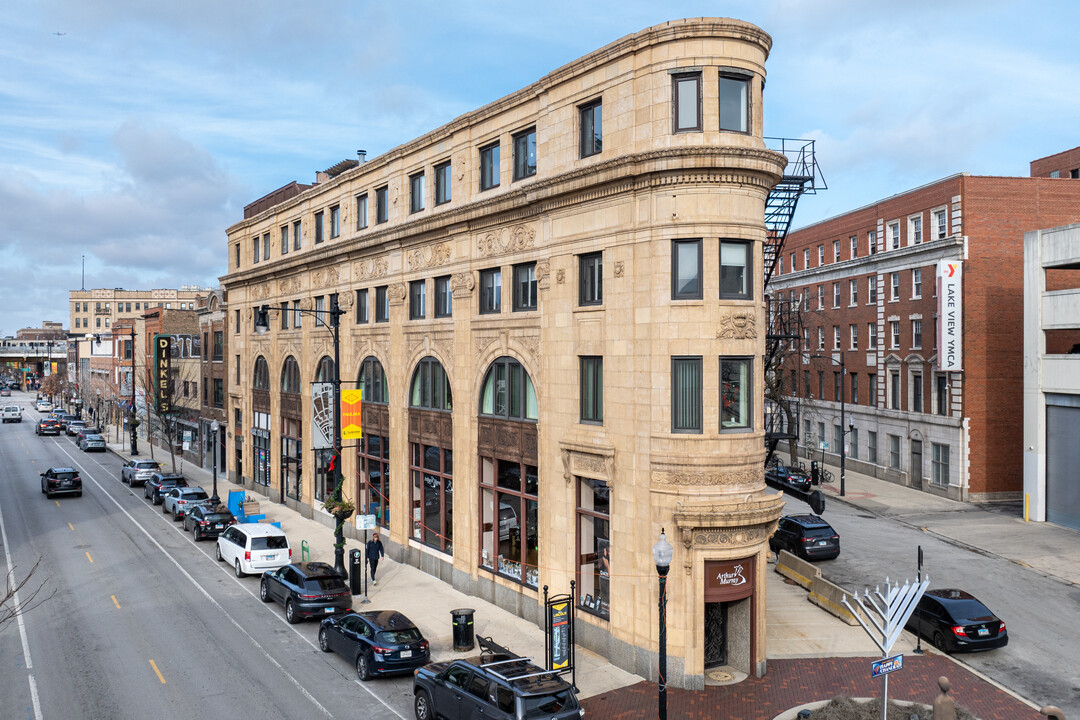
[937,261,963,372]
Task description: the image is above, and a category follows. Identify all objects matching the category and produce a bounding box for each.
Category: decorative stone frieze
[450,272,475,298]
[716,310,757,339]
[476,224,536,258]
[353,257,389,281]
[279,276,303,295]
[251,283,273,301]
[651,466,760,486]
[311,266,340,289]
[407,242,453,270]
[559,439,616,484]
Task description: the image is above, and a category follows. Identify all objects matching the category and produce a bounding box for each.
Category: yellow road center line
[111,595,122,609]
[68,522,74,531]
[149,659,166,684]
[85,551,93,563]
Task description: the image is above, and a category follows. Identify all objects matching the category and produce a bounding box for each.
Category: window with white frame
[889,434,901,468]
[931,443,950,486]
[850,324,858,349]
[849,279,859,306]
[817,326,825,350]
[833,239,841,262]
[868,230,877,255]
[889,370,901,409]
[832,282,840,308]
[850,235,858,258]
[912,268,922,298]
[833,325,841,350]
[890,321,900,349]
[933,209,947,239]
[908,215,922,245]
[790,251,796,272]
[868,323,878,349]
[818,245,825,266]
[868,276,878,303]
[890,272,900,301]
[889,222,900,249]
[817,285,824,310]
[803,248,810,269]
[912,319,922,349]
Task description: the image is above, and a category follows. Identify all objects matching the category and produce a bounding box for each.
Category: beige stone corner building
[223,18,786,689]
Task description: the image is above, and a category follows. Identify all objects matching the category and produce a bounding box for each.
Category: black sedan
[183,504,236,540]
[905,589,1008,653]
[765,464,812,491]
[259,562,352,624]
[319,610,430,681]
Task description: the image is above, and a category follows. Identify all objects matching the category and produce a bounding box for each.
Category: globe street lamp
[210,419,220,507]
[653,529,674,720]
[255,298,347,578]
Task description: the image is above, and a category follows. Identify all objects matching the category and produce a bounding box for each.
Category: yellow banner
[341,388,363,441]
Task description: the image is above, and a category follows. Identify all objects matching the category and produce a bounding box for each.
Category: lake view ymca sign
[937,261,963,372]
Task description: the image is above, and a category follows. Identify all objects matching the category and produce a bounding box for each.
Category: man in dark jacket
[366,533,385,585]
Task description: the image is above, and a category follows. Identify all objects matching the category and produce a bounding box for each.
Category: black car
[36,418,61,436]
[905,589,1008,653]
[320,610,430,681]
[260,562,352,624]
[413,655,582,720]
[769,514,840,560]
[765,464,812,491]
[41,467,82,498]
[144,472,188,504]
[183,504,236,540]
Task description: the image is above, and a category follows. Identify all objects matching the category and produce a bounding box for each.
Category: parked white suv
[216,523,291,578]
[2,405,22,423]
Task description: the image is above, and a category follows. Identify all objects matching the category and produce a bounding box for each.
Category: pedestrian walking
[366,532,385,585]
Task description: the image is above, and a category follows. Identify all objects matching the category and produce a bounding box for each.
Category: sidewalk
[107,439,1052,718]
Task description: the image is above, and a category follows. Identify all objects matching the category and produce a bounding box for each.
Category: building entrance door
[704,602,728,668]
[910,439,923,486]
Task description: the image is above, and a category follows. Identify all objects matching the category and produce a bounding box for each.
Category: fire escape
[763,138,825,466]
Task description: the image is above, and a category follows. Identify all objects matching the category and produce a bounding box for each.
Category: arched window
[358,356,388,404]
[281,356,300,394]
[410,358,452,411]
[253,356,270,390]
[315,356,335,383]
[479,357,537,421]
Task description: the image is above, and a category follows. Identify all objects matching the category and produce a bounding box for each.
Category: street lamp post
[255,297,347,578]
[652,529,674,720]
[809,351,847,497]
[210,419,220,507]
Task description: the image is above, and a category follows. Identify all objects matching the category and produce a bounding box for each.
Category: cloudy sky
[2,0,1078,334]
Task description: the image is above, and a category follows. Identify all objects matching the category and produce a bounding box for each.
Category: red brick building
[770,159,1080,501]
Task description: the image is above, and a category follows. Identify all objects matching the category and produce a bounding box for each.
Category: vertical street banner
[311,382,334,449]
[154,335,172,414]
[937,260,963,371]
[549,599,570,669]
[341,388,363,441]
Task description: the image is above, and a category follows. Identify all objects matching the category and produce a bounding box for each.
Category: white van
[216,523,291,577]
[2,405,21,423]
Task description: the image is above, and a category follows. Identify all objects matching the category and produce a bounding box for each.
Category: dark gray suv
[413,655,583,720]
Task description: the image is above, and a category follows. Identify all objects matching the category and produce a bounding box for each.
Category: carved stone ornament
[652,467,760,486]
[353,257,389,281]
[473,334,498,363]
[716,310,757,339]
[407,243,453,270]
[535,260,551,290]
[386,283,407,305]
[559,441,616,484]
[556,269,565,284]
[311,266,340,290]
[278,276,303,295]
[476,224,535,258]
[251,283,273,301]
[450,272,475,298]
[671,494,785,573]
[614,261,625,278]
[520,334,540,373]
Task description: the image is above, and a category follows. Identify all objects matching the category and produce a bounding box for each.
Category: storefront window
[253,410,270,486]
[577,477,610,618]
[359,434,390,528]
[479,457,538,588]
[281,418,301,501]
[314,448,334,502]
[411,443,453,553]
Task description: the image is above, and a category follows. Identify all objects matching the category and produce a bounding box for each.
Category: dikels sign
[153,335,172,414]
[937,261,963,372]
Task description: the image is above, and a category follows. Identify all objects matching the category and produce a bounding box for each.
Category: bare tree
[138,357,201,473]
[1,558,54,632]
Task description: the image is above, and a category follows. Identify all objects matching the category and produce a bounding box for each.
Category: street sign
[355,514,377,531]
[819,441,830,450]
[871,654,903,678]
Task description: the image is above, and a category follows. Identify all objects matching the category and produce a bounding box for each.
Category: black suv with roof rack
[413,653,583,720]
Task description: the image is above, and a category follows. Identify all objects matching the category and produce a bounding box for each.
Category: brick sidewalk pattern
[581,656,1039,720]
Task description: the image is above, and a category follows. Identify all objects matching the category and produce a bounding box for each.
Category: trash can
[451,608,475,652]
[350,549,364,595]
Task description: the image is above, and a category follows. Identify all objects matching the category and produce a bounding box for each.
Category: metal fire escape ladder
[763,138,825,465]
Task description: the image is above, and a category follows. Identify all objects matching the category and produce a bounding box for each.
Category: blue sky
[2,0,1079,334]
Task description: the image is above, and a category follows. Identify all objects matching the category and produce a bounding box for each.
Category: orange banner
[341,388,363,441]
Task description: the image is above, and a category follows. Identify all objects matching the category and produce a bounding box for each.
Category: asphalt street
[0,400,416,720]
[776,486,1080,717]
